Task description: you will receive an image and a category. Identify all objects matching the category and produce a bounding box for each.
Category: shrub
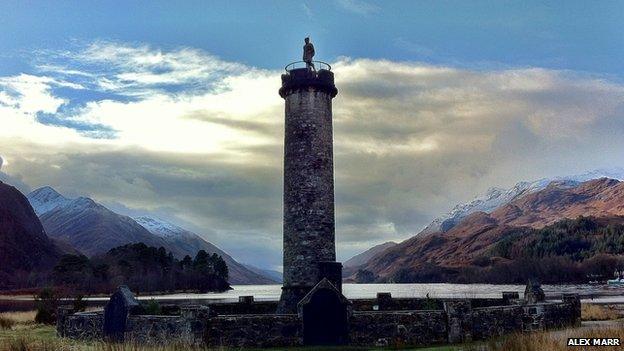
[0,316,15,330]
[72,294,87,312]
[143,299,161,315]
[34,287,58,325]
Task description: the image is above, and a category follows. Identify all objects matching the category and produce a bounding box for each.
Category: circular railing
[285,61,332,72]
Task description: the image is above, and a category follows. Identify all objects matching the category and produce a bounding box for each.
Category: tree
[35,287,58,325]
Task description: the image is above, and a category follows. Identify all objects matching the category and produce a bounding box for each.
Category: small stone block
[239,296,254,304]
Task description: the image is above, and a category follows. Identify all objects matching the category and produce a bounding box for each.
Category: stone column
[502,291,520,305]
[376,293,393,311]
[56,306,74,337]
[562,293,581,326]
[444,300,473,343]
[277,68,338,314]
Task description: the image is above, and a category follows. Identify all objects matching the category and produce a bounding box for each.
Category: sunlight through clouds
[1,40,624,266]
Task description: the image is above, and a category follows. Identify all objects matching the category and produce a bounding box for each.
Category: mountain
[0,181,66,289]
[242,264,283,283]
[27,187,276,284]
[420,168,624,235]
[31,192,169,257]
[134,216,277,284]
[27,186,71,216]
[344,241,397,268]
[355,178,624,283]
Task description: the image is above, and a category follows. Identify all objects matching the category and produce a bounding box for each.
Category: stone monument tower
[277,41,341,314]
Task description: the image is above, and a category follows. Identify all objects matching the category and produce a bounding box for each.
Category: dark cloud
[36,112,117,139]
[182,110,280,138]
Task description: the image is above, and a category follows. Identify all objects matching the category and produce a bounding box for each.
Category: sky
[0,1,623,270]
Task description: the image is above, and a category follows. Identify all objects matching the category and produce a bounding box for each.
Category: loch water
[84,283,624,303]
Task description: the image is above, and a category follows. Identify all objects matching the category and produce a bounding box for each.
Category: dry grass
[0,322,458,351]
[0,311,37,325]
[0,311,36,331]
[582,304,621,321]
[484,326,624,351]
[0,317,15,331]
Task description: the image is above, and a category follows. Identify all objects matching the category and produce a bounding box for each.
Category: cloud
[302,3,313,19]
[335,0,379,15]
[0,74,68,114]
[40,41,249,97]
[0,155,31,194]
[1,41,624,269]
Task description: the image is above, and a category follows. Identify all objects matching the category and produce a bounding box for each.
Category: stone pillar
[502,291,520,305]
[239,296,255,304]
[180,305,210,344]
[277,67,338,314]
[562,293,581,326]
[103,285,142,342]
[319,261,343,292]
[524,280,545,304]
[56,306,74,337]
[376,293,393,311]
[444,300,473,344]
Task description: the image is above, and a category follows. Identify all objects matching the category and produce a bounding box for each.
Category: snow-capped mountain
[27,186,71,216]
[420,167,624,235]
[28,189,169,257]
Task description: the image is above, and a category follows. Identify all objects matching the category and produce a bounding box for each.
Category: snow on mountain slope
[421,167,624,235]
[134,216,191,239]
[27,186,71,216]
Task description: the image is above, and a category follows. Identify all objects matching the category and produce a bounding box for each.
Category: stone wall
[123,305,209,345]
[58,293,582,348]
[350,297,506,311]
[208,300,277,315]
[523,301,582,332]
[125,315,199,345]
[206,314,303,348]
[58,311,103,341]
[349,310,447,347]
[472,305,524,340]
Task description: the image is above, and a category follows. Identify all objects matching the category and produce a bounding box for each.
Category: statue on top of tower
[303,37,316,71]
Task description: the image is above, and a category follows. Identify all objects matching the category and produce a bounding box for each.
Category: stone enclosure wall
[124,314,206,345]
[206,314,303,348]
[349,310,448,347]
[57,310,103,341]
[57,304,209,345]
[58,293,581,348]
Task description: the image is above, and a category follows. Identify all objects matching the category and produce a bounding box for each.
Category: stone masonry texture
[278,68,338,313]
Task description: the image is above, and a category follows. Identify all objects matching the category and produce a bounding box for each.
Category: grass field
[581,304,622,321]
[0,325,459,351]
[0,312,458,351]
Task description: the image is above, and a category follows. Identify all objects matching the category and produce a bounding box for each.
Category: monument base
[276,285,313,314]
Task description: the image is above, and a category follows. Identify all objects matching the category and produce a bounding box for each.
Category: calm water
[79,283,624,303]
